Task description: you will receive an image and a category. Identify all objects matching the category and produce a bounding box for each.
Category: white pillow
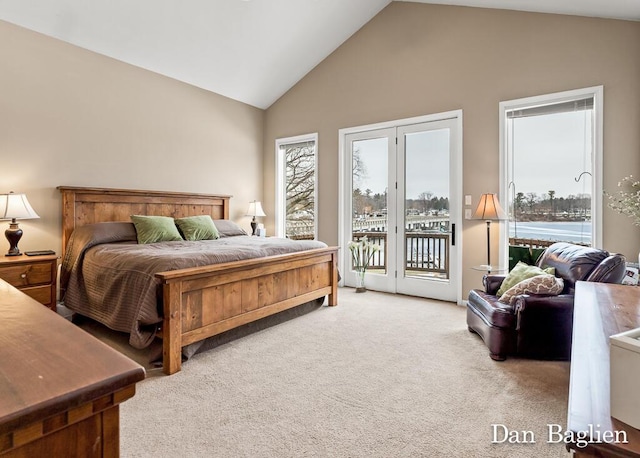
[499,274,564,305]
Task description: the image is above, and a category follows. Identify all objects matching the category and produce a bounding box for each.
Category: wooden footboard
[156,246,338,375]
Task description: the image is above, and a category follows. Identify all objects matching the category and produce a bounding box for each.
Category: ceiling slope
[403,0,640,22]
[1,0,638,109]
[0,0,389,109]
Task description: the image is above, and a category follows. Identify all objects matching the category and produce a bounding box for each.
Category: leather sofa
[467,242,626,361]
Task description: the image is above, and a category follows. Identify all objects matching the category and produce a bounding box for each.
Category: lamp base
[5,221,23,257]
[250,220,257,236]
[486,220,492,267]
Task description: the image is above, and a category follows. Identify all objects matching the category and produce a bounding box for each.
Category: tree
[285,142,315,221]
[526,193,538,214]
[513,192,525,220]
[372,191,387,211]
[353,188,364,216]
[279,141,319,239]
[436,197,449,211]
[548,190,556,216]
[351,147,370,215]
[352,147,366,189]
[417,191,433,213]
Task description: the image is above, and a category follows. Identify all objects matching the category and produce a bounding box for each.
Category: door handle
[451,223,455,246]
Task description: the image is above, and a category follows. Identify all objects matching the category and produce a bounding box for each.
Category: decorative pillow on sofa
[130,215,183,244]
[499,274,565,305]
[496,261,555,296]
[175,215,220,241]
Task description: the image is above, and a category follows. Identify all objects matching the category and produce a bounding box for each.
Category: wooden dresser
[0,279,145,457]
[567,281,640,457]
[0,254,58,311]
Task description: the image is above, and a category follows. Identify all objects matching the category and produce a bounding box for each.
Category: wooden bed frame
[58,186,338,375]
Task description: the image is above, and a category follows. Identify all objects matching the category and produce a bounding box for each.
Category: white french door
[340,112,462,303]
[345,127,397,293]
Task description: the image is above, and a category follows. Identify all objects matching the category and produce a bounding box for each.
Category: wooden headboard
[57,186,231,256]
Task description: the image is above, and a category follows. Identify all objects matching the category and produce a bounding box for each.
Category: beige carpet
[80,288,571,457]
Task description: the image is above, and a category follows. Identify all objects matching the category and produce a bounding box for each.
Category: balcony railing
[352,231,449,277]
[509,237,589,249]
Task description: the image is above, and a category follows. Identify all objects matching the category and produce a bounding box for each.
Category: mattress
[61,221,327,348]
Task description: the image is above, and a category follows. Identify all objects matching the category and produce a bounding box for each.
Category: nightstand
[0,254,58,311]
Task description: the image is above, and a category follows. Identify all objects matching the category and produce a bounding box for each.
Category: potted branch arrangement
[607,175,640,264]
[348,236,380,293]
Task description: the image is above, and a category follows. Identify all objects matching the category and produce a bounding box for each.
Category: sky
[354,128,449,200]
[510,110,592,199]
[351,109,592,204]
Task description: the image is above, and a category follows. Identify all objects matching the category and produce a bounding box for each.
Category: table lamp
[246,200,266,236]
[0,192,40,256]
[472,193,506,268]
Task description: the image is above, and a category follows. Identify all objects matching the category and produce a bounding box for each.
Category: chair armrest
[483,274,507,295]
[511,294,575,359]
[512,294,574,314]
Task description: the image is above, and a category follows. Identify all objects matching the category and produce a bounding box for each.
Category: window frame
[275,133,318,239]
[498,86,604,265]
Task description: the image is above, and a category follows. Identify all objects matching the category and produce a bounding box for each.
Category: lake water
[509,221,592,244]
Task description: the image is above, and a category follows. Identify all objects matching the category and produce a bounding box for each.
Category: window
[275,134,317,239]
[500,87,603,261]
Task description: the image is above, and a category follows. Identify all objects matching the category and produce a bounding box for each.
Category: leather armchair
[467,242,626,361]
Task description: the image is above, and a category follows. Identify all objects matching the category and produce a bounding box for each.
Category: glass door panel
[403,128,450,279]
[352,137,388,275]
[397,120,459,301]
[345,128,396,293]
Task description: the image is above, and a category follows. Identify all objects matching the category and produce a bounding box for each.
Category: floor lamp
[472,193,506,269]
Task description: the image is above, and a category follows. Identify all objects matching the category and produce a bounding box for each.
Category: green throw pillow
[496,261,556,296]
[175,215,220,241]
[130,215,183,244]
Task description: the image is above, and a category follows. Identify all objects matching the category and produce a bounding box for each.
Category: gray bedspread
[61,222,327,349]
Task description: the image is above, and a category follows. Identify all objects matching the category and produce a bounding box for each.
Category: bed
[58,186,338,375]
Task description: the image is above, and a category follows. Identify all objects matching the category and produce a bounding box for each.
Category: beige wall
[0,20,264,255]
[264,2,640,299]
[2,4,639,301]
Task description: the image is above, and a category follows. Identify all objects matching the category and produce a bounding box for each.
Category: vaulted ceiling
[1,0,638,109]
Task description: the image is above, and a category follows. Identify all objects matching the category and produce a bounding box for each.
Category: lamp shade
[0,192,40,221]
[472,193,506,221]
[246,201,266,218]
